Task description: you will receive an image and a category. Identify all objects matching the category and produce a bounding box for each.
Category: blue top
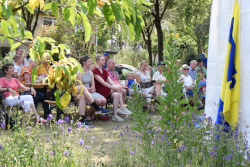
[102,61,107,69]
[127,79,135,88]
[188,66,197,81]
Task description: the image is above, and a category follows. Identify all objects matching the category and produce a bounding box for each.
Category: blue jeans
[23,91,51,118]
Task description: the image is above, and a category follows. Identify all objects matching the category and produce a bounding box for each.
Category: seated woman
[93,55,131,122]
[0,63,46,123]
[178,64,195,97]
[77,56,108,121]
[135,60,154,111]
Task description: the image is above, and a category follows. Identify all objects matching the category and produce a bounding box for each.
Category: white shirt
[14,64,22,77]
[136,71,151,82]
[153,71,166,87]
[13,58,27,70]
[180,74,193,86]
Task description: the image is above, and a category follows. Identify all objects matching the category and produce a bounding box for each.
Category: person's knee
[102,98,107,105]
[95,98,102,105]
[79,94,86,101]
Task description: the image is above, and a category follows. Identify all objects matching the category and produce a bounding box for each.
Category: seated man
[19,58,51,119]
[152,62,167,97]
[106,59,128,104]
[196,59,207,78]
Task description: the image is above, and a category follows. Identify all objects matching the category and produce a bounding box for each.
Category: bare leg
[30,103,40,118]
[111,92,119,116]
[77,94,86,116]
[76,85,94,103]
[122,88,127,104]
[155,84,162,96]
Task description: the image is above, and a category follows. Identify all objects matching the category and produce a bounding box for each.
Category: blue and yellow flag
[216,0,240,127]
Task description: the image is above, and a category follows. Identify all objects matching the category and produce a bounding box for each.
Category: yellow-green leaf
[40,0,44,9]
[60,92,71,108]
[29,0,40,10]
[11,42,22,51]
[79,12,91,42]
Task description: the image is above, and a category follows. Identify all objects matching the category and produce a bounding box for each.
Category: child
[125,72,135,96]
[13,55,22,78]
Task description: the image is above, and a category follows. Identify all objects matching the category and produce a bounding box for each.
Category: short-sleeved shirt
[13,58,27,69]
[0,77,20,98]
[37,63,50,76]
[153,71,166,87]
[14,64,22,77]
[180,74,193,86]
[136,71,151,83]
[107,69,119,84]
[196,66,207,78]
[93,68,111,99]
[19,65,32,84]
[188,66,197,80]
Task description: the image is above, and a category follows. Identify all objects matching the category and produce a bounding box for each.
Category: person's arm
[14,72,18,78]
[94,74,120,92]
[125,80,128,87]
[77,71,90,91]
[90,71,96,93]
[24,72,31,83]
[135,74,141,83]
[18,83,36,96]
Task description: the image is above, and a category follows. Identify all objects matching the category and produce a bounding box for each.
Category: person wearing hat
[152,62,167,96]
[102,53,110,69]
[196,59,207,78]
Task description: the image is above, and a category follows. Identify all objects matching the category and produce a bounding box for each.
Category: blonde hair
[140,60,147,70]
[96,55,104,62]
[181,64,189,70]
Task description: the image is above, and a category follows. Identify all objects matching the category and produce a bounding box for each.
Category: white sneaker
[122,107,132,115]
[112,115,123,122]
[117,108,127,115]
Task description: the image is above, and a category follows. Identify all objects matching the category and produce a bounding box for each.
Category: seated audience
[37,61,50,77]
[136,60,154,110]
[197,69,206,96]
[179,64,195,96]
[152,62,167,97]
[77,56,108,121]
[196,59,207,78]
[93,55,131,122]
[0,63,46,123]
[106,59,128,104]
[188,60,197,81]
[102,53,110,69]
[13,55,22,78]
[19,58,51,119]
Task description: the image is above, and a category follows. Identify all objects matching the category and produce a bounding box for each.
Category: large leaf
[87,0,97,16]
[111,1,122,23]
[69,8,76,26]
[24,31,33,39]
[60,92,71,108]
[31,65,37,85]
[29,0,40,9]
[103,4,115,26]
[128,23,135,41]
[11,42,22,51]
[43,2,52,11]
[79,12,92,42]
[35,37,45,57]
[63,8,71,21]
[2,3,12,19]
[40,0,44,9]
[77,1,88,14]
[55,89,62,109]
[68,57,84,74]
[141,0,152,6]
[51,1,58,15]
[1,20,9,37]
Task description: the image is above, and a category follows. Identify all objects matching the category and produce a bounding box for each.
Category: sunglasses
[183,68,189,71]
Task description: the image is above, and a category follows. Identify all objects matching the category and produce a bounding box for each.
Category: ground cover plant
[1,33,250,166]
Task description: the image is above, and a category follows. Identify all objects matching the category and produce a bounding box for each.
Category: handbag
[140,81,153,88]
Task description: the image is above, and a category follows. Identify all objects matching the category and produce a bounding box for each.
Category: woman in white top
[179,64,195,97]
[136,60,154,110]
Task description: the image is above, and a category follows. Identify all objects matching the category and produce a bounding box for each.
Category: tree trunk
[197,35,202,55]
[148,34,153,66]
[155,21,164,62]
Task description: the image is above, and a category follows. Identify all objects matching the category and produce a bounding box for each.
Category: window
[43,17,56,26]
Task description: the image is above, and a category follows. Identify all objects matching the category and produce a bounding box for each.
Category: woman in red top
[93,55,131,122]
[0,64,46,123]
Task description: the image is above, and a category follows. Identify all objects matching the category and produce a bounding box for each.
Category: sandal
[35,117,47,123]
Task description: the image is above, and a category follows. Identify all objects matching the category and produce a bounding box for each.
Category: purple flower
[213,145,216,150]
[171,124,174,128]
[70,120,73,124]
[209,151,213,155]
[201,149,204,152]
[86,126,89,131]
[91,125,94,128]
[50,150,55,155]
[245,145,248,150]
[67,127,72,133]
[48,114,53,120]
[192,147,195,153]
[231,149,234,153]
[63,150,69,156]
[79,140,84,146]
[164,129,166,133]
[161,136,164,140]
[65,116,69,122]
[151,141,155,145]
[1,122,5,129]
[47,138,50,142]
[27,126,31,131]
[226,157,229,161]
[114,141,117,145]
[130,151,134,155]
[77,122,81,128]
[58,119,64,124]
[55,121,58,124]
[228,154,232,158]
[147,130,151,133]
[120,132,123,136]
[53,141,56,145]
[154,138,157,141]
[214,152,217,156]
[0,145,2,150]
[116,124,119,128]
[169,142,171,145]
[182,144,185,150]
[126,125,129,129]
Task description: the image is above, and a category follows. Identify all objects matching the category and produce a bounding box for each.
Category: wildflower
[192,147,195,153]
[169,142,171,145]
[226,157,229,161]
[165,34,168,37]
[27,126,30,131]
[171,124,174,129]
[213,145,216,150]
[114,141,117,145]
[79,140,84,146]
[175,33,179,38]
[161,136,164,140]
[130,151,134,155]
[147,130,151,133]
[50,150,55,155]
[52,141,56,145]
[120,132,123,136]
[55,121,58,124]
[58,119,64,124]
[91,125,94,128]
[231,149,234,153]
[116,124,119,128]
[77,122,81,128]
[48,114,53,120]
[63,150,69,156]
[126,125,129,129]
[91,136,95,140]
[1,122,5,129]
[47,138,50,142]
[70,120,73,124]
[228,154,232,158]
[209,151,213,155]
[86,126,89,131]
[171,33,174,36]
[67,127,71,133]
[154,138,157,141]
[151,141,155,145]
[182,144,185,150]
[214,152,217,156]
[0,145,2,150]
[245,144,248,150]
[65,116,69,122]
